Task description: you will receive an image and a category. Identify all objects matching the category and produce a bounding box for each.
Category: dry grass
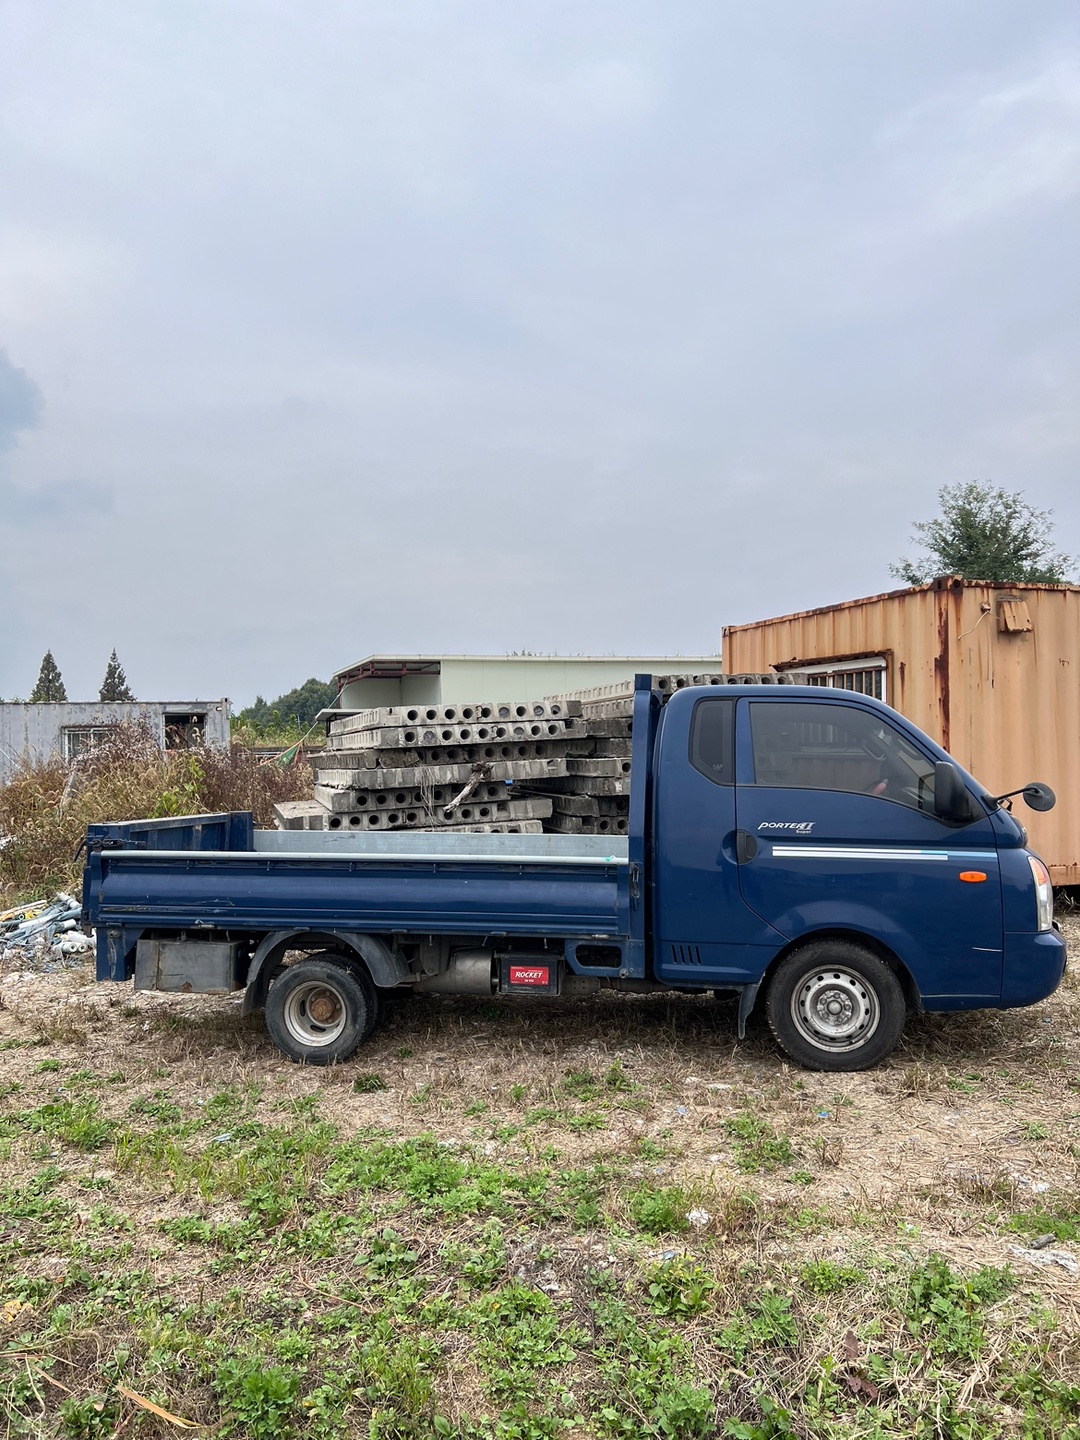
[2,918,1079,1436]
[0,725,311,904]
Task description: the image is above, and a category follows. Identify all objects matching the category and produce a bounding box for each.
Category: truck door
[652,695,788,986]
[734,697,1004,1002]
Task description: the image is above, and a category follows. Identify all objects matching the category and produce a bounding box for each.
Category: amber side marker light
[959,871,987,883]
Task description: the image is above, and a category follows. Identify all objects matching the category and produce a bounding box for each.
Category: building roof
[331,654,720,684]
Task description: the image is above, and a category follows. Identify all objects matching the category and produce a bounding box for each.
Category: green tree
[98,649,135,702]
[235,678,339,735]
[28,650,68,703]
[891,482,1074,586]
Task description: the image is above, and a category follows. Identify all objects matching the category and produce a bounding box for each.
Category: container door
[652,696,787,986]
[734,698,1004,1001]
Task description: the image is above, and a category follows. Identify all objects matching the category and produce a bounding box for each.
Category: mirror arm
[987,788,1025,810]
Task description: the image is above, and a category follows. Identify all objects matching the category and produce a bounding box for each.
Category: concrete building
[328,655,722,712]
[723,576,1080,884]
[0,701,231,786]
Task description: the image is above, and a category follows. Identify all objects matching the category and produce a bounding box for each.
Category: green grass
[4,949,1080,1440]
[1005,1196,1080,1244]
[0,1091,1073,1439]
[723,1115,797,1174]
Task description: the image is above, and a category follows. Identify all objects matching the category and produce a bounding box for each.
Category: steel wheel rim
[791,968,880,1051]
[282,979,348,1047]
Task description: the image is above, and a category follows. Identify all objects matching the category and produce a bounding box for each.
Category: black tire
[765,941,906,1072]
[264,953,380,1066]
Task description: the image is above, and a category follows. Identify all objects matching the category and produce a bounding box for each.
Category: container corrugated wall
[724,579,1080,884]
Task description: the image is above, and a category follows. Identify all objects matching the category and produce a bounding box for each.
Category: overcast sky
[2,1,1078,706]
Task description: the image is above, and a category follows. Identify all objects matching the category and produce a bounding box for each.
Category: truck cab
[649,684,1064,1067]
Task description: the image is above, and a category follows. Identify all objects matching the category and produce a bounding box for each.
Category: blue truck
[82,677,1065,1072]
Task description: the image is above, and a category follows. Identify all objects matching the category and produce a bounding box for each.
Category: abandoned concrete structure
[0,700,231,785]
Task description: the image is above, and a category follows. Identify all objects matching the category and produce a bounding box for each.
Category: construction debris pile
[1,893,93,970]
[275,672,795,836]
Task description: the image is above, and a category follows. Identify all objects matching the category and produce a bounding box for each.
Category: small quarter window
[689,699,735,786]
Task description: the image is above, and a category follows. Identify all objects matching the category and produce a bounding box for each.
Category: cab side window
[689,699,735,786]
[749,701,937,813]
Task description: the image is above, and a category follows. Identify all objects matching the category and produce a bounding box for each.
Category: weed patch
[627,1183,692,1236]
[0,724,311,900]
[719,1292,799,1361]
[904,1256,1012,1361]
[724,1115,797,1174]
[642,1258,715,1317]
[215,1358,300,1439]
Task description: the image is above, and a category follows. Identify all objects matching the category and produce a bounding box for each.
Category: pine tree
[29,650,68,703]
[98,649,135,702]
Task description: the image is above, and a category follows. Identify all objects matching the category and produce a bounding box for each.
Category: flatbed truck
[82,677,1065,1072]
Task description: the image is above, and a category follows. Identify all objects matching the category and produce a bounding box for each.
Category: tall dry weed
[0,724,311,903]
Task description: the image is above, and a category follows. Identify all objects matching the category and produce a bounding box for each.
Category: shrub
[0,724,311,902]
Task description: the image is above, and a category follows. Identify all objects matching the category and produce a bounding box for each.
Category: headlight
[1028,854,1053,932]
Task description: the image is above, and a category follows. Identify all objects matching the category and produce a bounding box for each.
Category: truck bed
[83,813,633,981]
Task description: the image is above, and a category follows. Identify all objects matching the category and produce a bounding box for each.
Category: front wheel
[265,954,380,1065]
[766,941,906,1072]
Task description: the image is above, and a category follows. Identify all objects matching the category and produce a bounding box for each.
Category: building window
[797,657,887,703]
[62,726,117,762]
[164,713,207,749]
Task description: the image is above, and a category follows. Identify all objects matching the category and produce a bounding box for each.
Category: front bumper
[1000,925,1067,1007]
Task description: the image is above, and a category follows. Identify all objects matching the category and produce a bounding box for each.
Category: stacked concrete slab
[274,672,798,834]
[281,696,585,834]
[538,672,727,835]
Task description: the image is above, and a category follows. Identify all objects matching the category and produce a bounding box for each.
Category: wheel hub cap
[282,979,348,1046]
[307,990,340,1024]
[791,968,880,1051]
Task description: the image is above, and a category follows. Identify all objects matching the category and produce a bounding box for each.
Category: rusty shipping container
[723,577,1080,885]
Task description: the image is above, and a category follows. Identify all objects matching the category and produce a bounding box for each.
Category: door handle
[735,830,759,864]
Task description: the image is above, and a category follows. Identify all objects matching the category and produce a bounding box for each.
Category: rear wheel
[265,954,380,1065]
[766,941,906,1072]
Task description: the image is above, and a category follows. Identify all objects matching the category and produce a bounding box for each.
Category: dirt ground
[3,924,1078,1220]
[2,917,1078,1437]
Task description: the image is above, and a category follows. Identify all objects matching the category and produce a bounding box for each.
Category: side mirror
[1023,782,1056,813]
[934,761,974,824]
[988,781,1058,813]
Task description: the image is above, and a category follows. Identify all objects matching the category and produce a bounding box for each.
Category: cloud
[0,350,42,453]
[0,355,113,525]
[0,1,1077,703]
[0,477,113,526]
[878,52,1080,231]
